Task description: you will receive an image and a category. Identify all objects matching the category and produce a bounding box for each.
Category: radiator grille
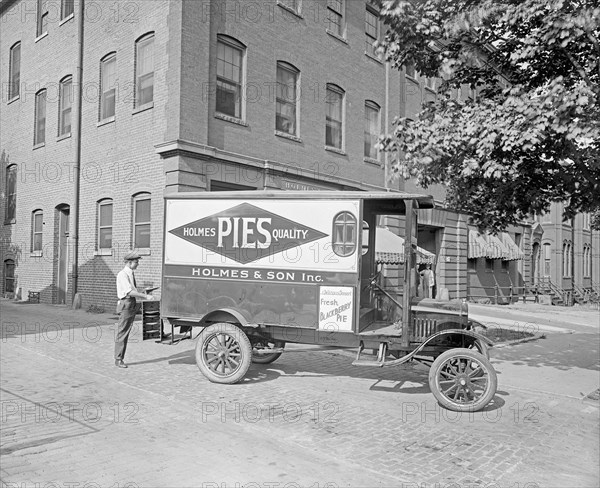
[411,317,438,341]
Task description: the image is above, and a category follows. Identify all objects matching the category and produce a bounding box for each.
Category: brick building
[1,0,598,309]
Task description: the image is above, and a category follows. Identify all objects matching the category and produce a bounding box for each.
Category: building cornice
[155,139,390,192]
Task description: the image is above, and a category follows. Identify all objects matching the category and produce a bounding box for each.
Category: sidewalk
[469,301,599,334]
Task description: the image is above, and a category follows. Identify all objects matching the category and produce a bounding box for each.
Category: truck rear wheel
[195,323,252,384]
[252,340,285,364]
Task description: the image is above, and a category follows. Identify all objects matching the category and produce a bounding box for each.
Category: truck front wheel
[195,323,252,384]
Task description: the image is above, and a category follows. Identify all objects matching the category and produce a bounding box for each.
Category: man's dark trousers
[115,298,138,361]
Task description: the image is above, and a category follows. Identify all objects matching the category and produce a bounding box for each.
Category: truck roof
[164,190,435,208]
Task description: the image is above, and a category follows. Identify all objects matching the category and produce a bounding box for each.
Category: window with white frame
[216,36,245,119]
[364,101,380,159]
[365,6,378,56]
[276,62,299,136]
[332,211,356,257]
[34,89,46,145]
[327,0,344,37]
[61,0,74,19]
[31,210,43,252]
[543,243,551,276]
[133,194,151,249]
[97,200,113,250]
[59,76,72,136]
[405,63,416,79]
[37,0,49,37]
[325,84,344,149]
[562,241,572,278]
[9,42,20,99]
[582,245,590,278]
[583,213,591,230]
[100,54,117,121]
[135,33,154,108]
[5,165,17,224]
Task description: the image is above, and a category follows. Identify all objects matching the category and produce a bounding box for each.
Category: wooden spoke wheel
[467,338,490,358]
[195,323,252,384]
[467,338,489,377]
[429,348,497,412]
[251,339,285,364]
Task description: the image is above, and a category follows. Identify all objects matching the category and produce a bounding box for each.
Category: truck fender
[418,328,494,350]
[198,308,257,328]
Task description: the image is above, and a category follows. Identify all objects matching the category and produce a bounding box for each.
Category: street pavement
[1,298,598,488]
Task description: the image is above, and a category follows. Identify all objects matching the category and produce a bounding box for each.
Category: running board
[253,348,285,355]
[351,341,387,368]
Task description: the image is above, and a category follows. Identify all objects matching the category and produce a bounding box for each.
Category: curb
[490,331,548,349]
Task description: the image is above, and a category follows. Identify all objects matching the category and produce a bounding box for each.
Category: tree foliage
[378,0,600,231]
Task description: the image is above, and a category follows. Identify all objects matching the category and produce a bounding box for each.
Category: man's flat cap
[123,251,142,261]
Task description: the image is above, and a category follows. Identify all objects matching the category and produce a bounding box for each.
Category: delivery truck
[161,190,497,411]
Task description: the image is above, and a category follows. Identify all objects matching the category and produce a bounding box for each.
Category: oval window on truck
[332,211,357,257]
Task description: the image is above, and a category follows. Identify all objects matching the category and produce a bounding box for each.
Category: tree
[378,0,600,232]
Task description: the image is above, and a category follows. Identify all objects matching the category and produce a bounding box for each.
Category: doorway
[531,242,540,285]
[56,206,70,304]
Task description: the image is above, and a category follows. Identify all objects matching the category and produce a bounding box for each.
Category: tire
[429,348,497,412]
[252,340,285,364]
[195,323,252,384]
[467,338,489,377]
[468,338,490,359]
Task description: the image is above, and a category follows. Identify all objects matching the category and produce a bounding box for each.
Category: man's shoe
[115,360,128,368]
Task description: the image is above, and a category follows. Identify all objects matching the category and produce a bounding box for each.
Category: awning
[468,229,522,260]
[468,230,489,259]
[486,234,510,260]
[501,233,524,261]
[374,227,436,265]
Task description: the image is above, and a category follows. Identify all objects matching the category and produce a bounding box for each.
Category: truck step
[351,359,385,367]
[352,341,387,367]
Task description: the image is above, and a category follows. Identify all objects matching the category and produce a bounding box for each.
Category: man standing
[420,263,435,299]
[114,251,153,368]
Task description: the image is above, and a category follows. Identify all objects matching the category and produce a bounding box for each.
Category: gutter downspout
[71,0,84,308]
[384,61,390,191]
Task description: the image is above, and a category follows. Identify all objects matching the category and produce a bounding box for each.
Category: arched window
[97,199,113,250]
[58,75,73,136]
[332,211,356,257]
[325,83,345,149]
[100,53,117,121]
[326,0,345,37]
[276,61,299,136]
[364,101,380,159]
[5,165,17,223]
[132,193,151,249]
[34,89,47,145]
[31,209,43,252]
[135,33,154,108]
[583,245,590,278]
[9,42,20,99]
[216,35,246,119]
[562,241,573,278]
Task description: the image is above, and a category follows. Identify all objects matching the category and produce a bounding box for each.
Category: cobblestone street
[1,300,599,488]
